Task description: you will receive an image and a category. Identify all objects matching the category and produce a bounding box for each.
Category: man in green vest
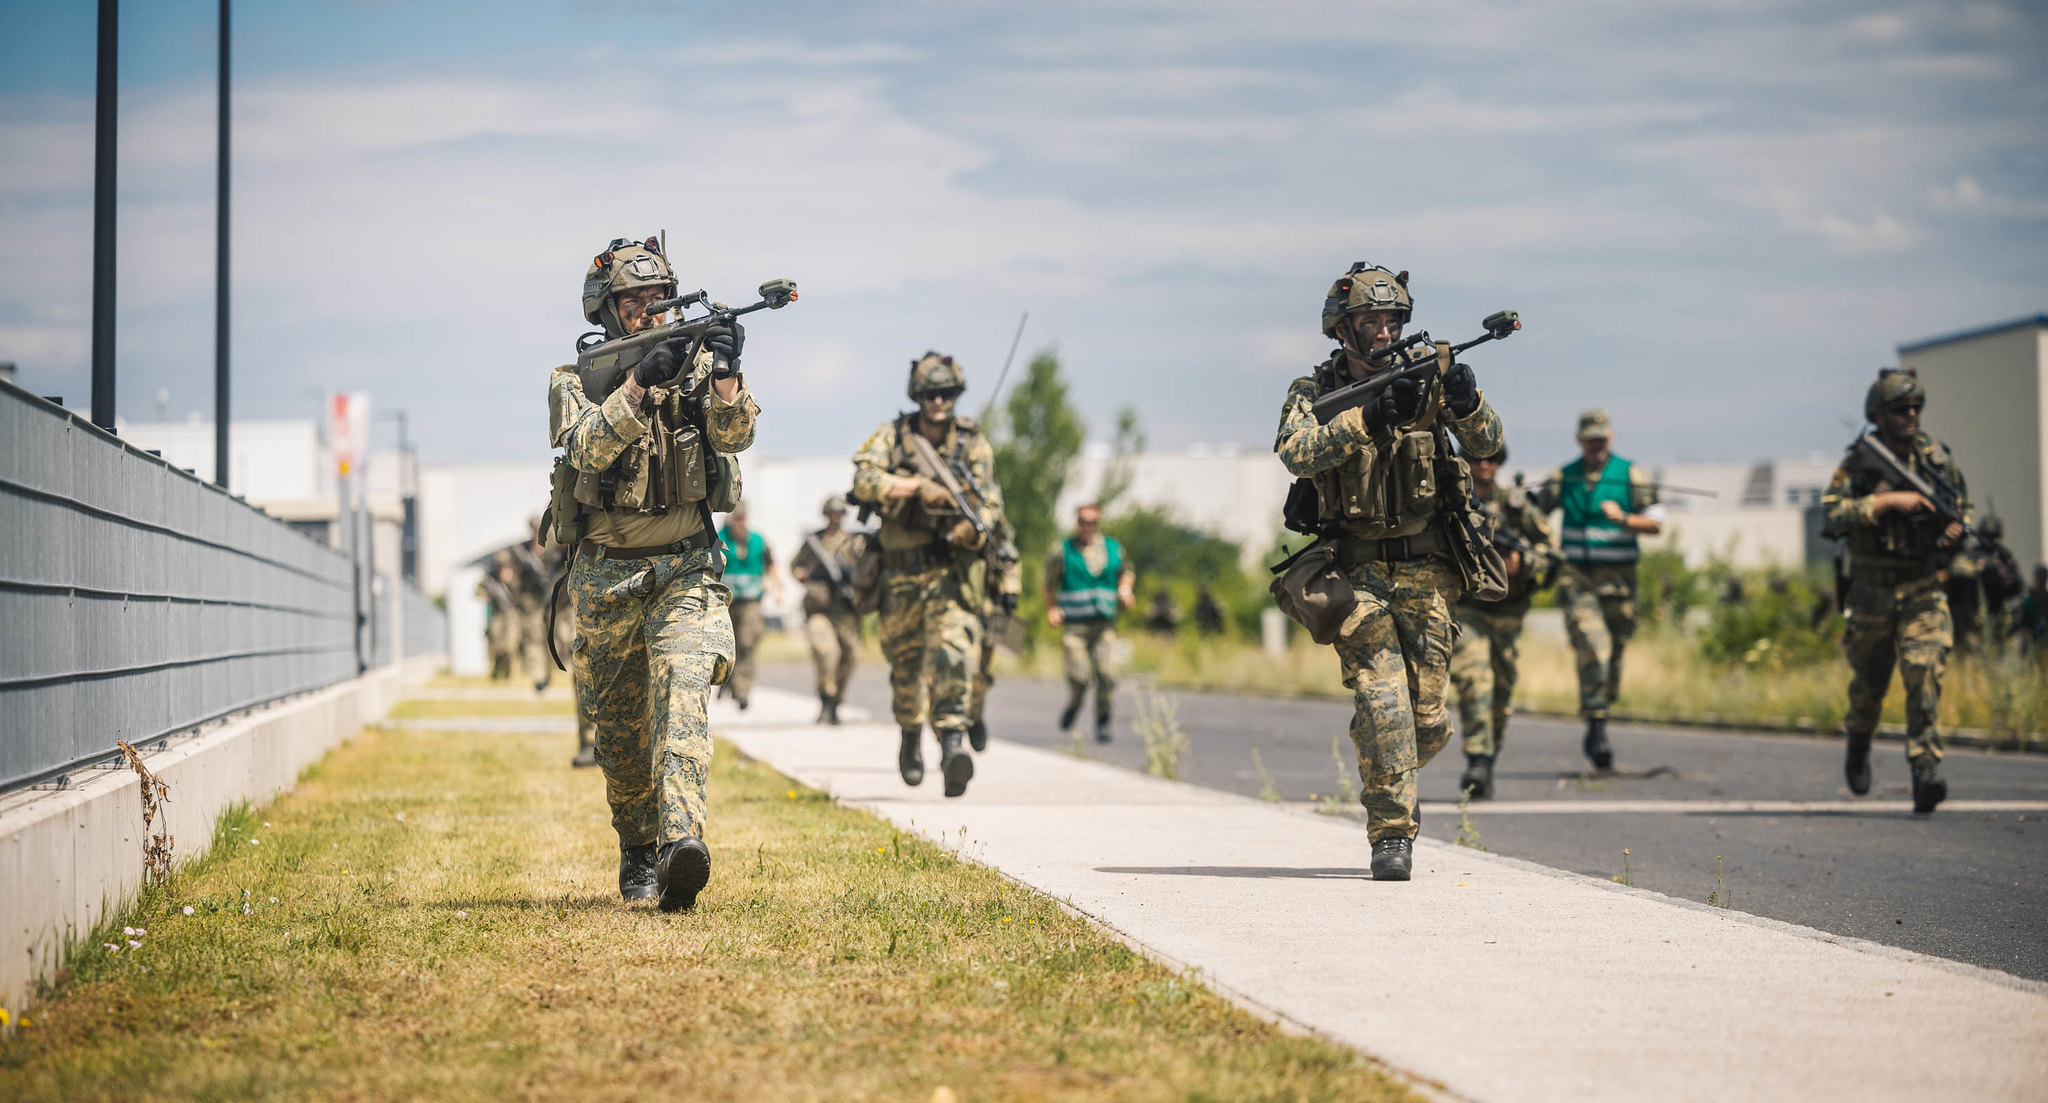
[1533,410,1663,770]
[717,503,782,712]
[1821,369,1970,814]
[1450,445,1553,798]
[1045,503,1136,743]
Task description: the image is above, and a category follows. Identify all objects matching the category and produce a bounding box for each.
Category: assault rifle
[1850,426,1973,544]
[1311,310,1520,424]
[904,432,988,539]
[479,573,518,613]
[802,531,857,608]
[573,278,799,397]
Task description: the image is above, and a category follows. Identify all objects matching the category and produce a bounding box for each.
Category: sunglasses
[918,388,964,402]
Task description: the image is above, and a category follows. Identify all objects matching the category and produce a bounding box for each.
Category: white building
[1899,313,2048,574]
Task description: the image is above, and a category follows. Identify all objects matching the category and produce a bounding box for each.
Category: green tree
[992,348,1085,593]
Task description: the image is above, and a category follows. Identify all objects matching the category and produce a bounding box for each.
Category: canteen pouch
[1269,540,1357,646]
[707,451,742,514]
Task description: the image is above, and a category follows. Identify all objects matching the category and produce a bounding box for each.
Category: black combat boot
[655,837,711,913]
[619,843,658,901]
[824,696,841,726]
[1059,700,1081,732]
[571,743,597,769]
[1371,836,1414,881]
[1583,716,1613,771]
[1460,754,1494,800]
[817,694,832,724]
[968,718,989,753]
[1844,731,1873,796]
[939,728,975,798]
[1095,709,1113,744]
[898,727,925,786]
[1910,756,1948,815]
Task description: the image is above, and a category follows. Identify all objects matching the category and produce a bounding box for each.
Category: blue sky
[2,0,2044,466]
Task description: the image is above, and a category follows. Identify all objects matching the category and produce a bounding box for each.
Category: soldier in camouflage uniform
[1276,264,1504,880]
[1531,411,1664,770]
[1943,514,2022,655]
[549,236,757,910]
[790,495,868,725]
[965,530,1022,752]
[1450,446,1552,799]
[478,555,522,680]
[851,352,1008,798]
[1822,369,1969,814]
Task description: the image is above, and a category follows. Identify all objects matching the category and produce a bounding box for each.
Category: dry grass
[0,684,1413,1102]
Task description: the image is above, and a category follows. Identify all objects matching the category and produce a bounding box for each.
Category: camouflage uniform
[965,544,1022,750]
[1276,266,1504,855]
[477,562,521,680]
[1451,481,1552,761]
[851,352,1007,796]
[1942,519,2022,655]
[550,351,757,850]
[1822,436,1968,768]
[790,521,870,715]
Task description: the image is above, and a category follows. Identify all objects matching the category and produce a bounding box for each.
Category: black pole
[213,0,230,485]
[90,0,118,430]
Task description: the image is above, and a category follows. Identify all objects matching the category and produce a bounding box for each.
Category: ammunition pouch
[1311,422,1442,537]
[1269,540,1357,646]
[548,458,587,547]
[568,393,715,515]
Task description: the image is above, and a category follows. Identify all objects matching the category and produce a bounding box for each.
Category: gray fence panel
[0,382,359,790]
[403,584,447,659]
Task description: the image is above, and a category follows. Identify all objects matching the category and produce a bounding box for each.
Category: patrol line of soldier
[543,238,2008,916]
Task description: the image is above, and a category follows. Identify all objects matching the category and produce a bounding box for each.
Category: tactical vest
[1558,457,1637,566]
[566,365,711,515]
[881,414,980,537]
[720,529,767,601]
[1056,537,1124,622]
[1308,359,1457,540]
[1837,437,1953,576]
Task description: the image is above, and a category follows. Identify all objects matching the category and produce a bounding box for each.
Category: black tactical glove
[1367,376,1427,432]
[703,321,745,377]
[1442,362,1480,417]
[998,592,1019,615]
[632,339,687,388]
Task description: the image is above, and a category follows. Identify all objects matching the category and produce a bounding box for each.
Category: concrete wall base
[0,655,442,1020]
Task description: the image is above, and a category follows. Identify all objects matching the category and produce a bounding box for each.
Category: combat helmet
[1980,514,2003,542]
[1321,262,1412,338]
[582,237,676,337]
[1865,368,1926,422]
[908,351,966,399]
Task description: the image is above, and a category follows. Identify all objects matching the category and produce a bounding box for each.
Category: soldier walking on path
[1531,410,1663,771]
[1451,447,1552,799]
[790,495,868,725]
[717,504,781,711]
[1045,503,1135,743]
[1822,369,1970,814]
[549,235,757,911]
[1275,264,1504,880]
[852,352,1008,798]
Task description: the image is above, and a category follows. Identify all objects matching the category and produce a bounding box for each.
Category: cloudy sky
[2,0,2044,467]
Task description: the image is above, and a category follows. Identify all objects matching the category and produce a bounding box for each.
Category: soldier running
[1822,369,1970,814]
[851,352,1008,798]
[1450,447,1552,799]
[1275,264,1503,881]
[549,235,757,911]
[790,495,868,725]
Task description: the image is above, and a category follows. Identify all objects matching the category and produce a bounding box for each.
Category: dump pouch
[548,458,586,547]
[707,451,742,514]
[1269,540,1357,646]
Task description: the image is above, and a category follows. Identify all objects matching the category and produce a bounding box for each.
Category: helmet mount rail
[1310,310,1520,424]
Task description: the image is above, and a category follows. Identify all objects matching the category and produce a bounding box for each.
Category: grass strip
[0,688,1413,1102]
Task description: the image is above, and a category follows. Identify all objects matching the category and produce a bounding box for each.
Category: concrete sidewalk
[712,687,2048,1103]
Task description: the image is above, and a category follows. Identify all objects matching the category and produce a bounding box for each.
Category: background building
[1899,313,2048,574]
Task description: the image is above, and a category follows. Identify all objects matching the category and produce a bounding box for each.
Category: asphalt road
[759,660,2048,982]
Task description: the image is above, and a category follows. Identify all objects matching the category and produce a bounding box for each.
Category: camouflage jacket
[851,414,1006,558]
[1821,431,1970,579]
[1464,481,1554,614]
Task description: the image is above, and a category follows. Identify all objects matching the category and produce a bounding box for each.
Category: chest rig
[883,414,980,535]
[1308,357,1466,540]
[1840,438,1950,570]
[567,356,713,516]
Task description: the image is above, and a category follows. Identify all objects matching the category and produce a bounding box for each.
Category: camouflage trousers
[1450,605,1525,758]
[969,616,998,724]
[1844,575,1951,762]
[1557,564,1638,719]
[1061,619,1121,723]
[486,614,516,680]
[805,607,862,700]
[552,584,596,754]
[879,564,981,734]
[728,598,765,702]
[570,548,735,848]
[1332,556,1461,842]
[518,606,550,686]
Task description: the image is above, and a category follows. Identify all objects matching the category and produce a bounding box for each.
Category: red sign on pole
[328,392,371,477]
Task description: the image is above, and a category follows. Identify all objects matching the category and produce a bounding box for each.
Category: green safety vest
[1558,457,1638,566]
[720,528,767,601]
[1056,537,1124,622]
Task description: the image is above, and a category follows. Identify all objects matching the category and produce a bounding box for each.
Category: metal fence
[403,582,447,659]
[0,381,443,791]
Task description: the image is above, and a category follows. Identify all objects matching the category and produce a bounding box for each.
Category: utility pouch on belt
[1269,540,1357,645]
[707,451,742,514]
[548,458,586,547]
[1444,501,1510,603]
